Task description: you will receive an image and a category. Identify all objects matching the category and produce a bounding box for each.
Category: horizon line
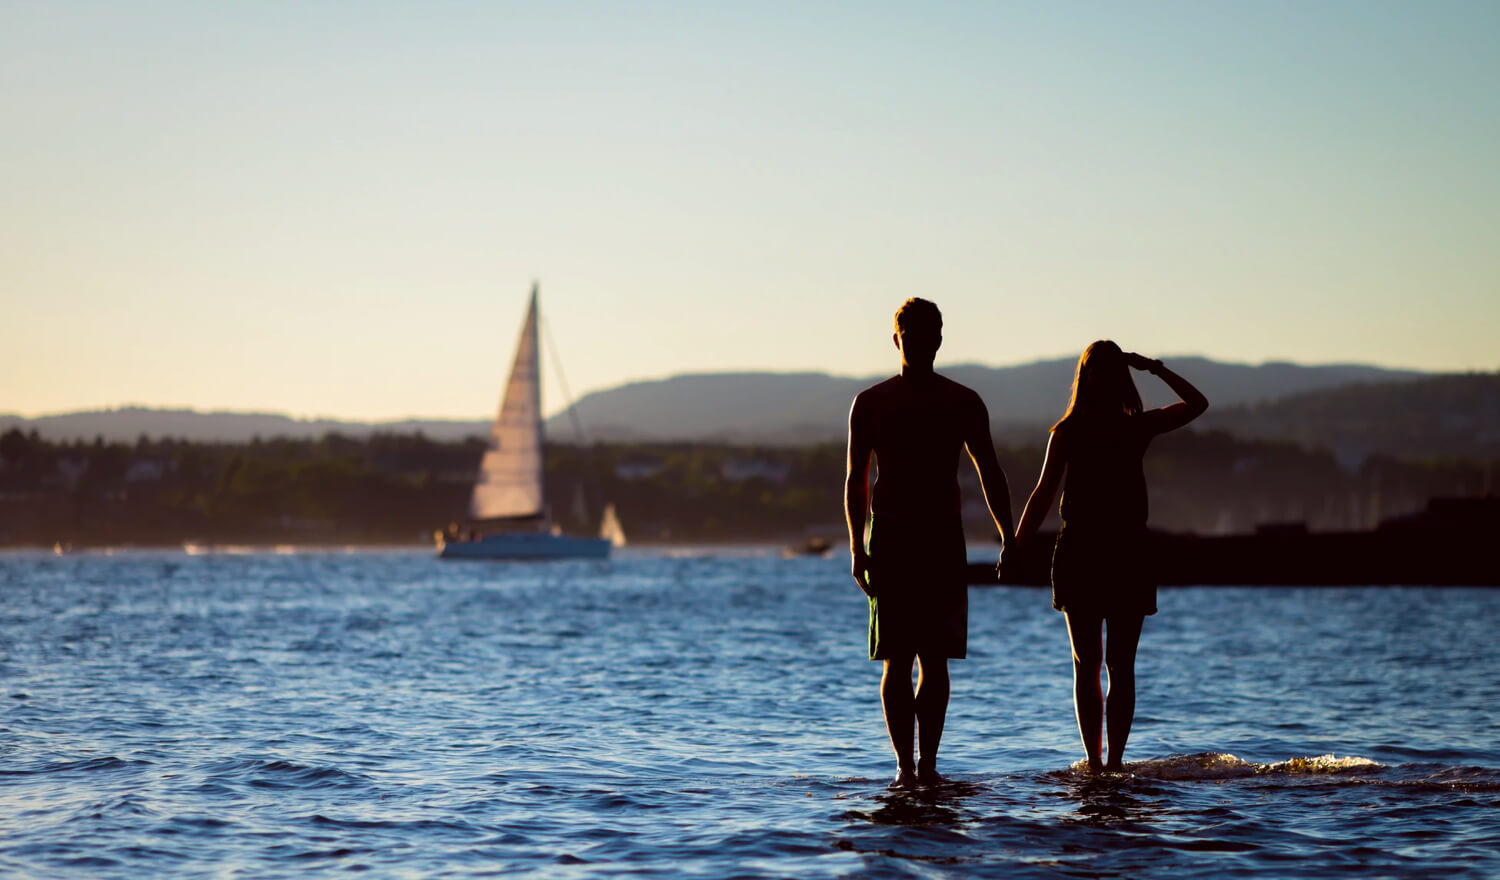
[1,355,1484,425]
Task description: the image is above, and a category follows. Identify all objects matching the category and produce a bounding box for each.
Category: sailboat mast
[528,282,547,524]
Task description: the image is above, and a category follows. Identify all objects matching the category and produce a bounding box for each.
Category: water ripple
[0,550,1496,878]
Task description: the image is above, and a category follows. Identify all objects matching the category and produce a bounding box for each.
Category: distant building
[721,458,790,484]
[125,459,170,483]
[615,456,666,481]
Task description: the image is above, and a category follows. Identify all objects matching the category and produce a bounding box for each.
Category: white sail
[599,503,627,547]
[469,285,546,521]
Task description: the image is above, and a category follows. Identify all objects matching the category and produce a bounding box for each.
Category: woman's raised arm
[1129,354,1208,435]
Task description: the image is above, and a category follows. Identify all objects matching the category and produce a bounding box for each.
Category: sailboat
[437,284,615,560]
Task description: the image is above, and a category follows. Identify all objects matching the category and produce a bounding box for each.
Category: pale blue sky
[4,1,1497,419]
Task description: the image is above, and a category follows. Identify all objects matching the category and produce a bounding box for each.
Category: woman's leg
[1064,612,1105,772]
[1103,614,1145,770]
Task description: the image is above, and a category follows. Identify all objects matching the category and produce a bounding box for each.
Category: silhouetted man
[845,298,1013,788]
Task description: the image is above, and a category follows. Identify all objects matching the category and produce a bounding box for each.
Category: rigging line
[541,309,604,529]
[540,314,588,446]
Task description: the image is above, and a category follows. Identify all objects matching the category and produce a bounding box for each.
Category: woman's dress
[1050,414,1157,617]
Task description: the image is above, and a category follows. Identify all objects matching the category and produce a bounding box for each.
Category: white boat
[438,284,615,561]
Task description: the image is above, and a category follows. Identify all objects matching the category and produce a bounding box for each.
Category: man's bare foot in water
[889,768,918,789]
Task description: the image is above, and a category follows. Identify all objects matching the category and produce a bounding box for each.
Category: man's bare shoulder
[852,376,902,407]
[934,374,986,409]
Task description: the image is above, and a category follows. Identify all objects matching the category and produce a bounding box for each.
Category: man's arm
[845,394,876,597]
[963,396,1014,543]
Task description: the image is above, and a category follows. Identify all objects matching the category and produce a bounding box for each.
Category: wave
[1118,752,1381,780]
[1054,752,1500,790]
[199,757,372,790]
[0,755,152,777]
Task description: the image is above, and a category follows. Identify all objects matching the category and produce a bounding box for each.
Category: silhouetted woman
[1014,342,1207,772]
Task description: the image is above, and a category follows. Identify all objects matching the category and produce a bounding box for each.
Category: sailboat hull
[437,533,612,561]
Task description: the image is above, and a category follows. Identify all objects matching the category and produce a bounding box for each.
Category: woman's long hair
[1051,340,1143,433]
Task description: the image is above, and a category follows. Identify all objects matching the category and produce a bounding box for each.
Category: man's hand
[993,543,1006,583]
[851,550,876,598]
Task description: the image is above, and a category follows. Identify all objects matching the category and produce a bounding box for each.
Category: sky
[4,1,1498,420]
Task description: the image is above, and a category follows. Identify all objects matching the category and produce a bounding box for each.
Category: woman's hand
[1125,352,1161,373]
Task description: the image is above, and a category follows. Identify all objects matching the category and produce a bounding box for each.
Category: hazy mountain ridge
[1198,372,1500,465]
[1,360,1461,459]
[549,358,1424,444]
[0,408,489,444]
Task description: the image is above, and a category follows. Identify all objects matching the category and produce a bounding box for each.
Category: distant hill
[0,408,489,444]
[1198,372,1500,466]
[542,357,1422,444]
[0,358,1433,450]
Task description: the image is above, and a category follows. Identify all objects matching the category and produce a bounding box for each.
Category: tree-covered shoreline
[0,428,1492,549]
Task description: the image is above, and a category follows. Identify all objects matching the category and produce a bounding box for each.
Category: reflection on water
[854,779,985,827]
[1060,773,1168,826]
[833,754,1500,876]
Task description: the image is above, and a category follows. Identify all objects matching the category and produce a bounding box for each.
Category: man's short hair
[893,298,942,336]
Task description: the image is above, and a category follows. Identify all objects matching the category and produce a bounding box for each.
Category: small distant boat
[182,541,286,556]
[438,284,615,561]
[783,535,833,558]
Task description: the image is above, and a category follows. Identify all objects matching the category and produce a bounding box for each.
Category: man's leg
[1064,612,1105,772]
[880,652,917,786]
[914,652,950,783]
[1103,614,1145,771]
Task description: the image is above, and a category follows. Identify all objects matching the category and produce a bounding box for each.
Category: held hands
[997,533,1038,583]
[1125,352,1162,374]
[994,536,1017,582]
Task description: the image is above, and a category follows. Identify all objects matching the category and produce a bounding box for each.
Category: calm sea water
[1,549,1497,879]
